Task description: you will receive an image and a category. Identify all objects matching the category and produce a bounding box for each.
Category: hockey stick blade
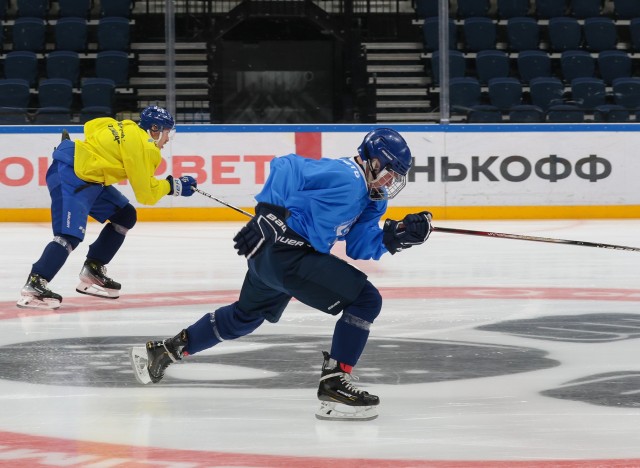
[192,187,254,218]
[432,226,640,252]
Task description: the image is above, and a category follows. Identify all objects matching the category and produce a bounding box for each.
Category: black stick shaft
[432,226,640,252]
[192,187,254,218]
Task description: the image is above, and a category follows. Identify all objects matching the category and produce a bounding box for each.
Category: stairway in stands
[363,41,434,123]
[129,42,210,123]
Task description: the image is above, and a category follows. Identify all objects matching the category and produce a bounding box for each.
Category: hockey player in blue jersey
[130,128,432,421]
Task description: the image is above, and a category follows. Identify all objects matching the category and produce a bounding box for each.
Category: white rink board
[0,124,637,209]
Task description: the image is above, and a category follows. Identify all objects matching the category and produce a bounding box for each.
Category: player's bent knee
[53,234,81,253]
[344,280,382,324]
[109,203,137,233]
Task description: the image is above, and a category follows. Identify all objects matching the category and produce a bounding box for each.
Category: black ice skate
[316,351,379,421]
[129,330,188,385]
[16,273,62,310]
[76,259,121,299]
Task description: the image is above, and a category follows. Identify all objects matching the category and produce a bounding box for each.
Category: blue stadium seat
[12,17,46,51]
[0,0,8,19]
[46,50,80,85]
[415,0,440,18]
[81,78,115,109]
[99,0,132,18]
[488,77,523,109]
[612,77,640,109]
[0,78,31,110]
[570,0,603,18]
[597,50,631,85]
[430,50,466,85]
[54,16,88,52]
[571,77,606,109]
[449,77,482,111]
[560,50,596,83]
[507,17,540,51]
[95,51,130,86]
[613,0,640,19]
[38,78,74,108]
[497,0,530,19]
[16,0,48,18]
[517,50,551,83]
[508,104,545,122]
[467,104,503,122]
[58,0,92,18]
[594,104,630,122]
[630,18,640,52]
[546,104,585,122]
[422,17,457,52]
[33,107,73,124]
[535,0,568,18]
[0,109,30,124]
[463,17,497,52]
[530,76,566,110]
[4,51,38,86]
[80,106,113,123]
[548,17,582,52]
[476,50,510,84]
[457,0,490,18]
[583,17,617,51]
[97,17,130,51]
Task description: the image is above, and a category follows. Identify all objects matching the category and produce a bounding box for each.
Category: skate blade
[76,281,119,299]
[315,401,379,421]
[129,346,152,385]
[16,295,61,310]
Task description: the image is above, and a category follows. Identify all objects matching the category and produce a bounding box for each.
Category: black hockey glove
[383,211,433,255]
[167,175,197,197]
[233,203,290,259]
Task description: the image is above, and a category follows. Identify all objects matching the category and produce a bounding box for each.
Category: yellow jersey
[73,117,171,205]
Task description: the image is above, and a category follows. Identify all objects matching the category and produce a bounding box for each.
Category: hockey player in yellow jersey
[17,106,197,310]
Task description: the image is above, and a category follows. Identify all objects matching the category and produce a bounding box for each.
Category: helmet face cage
[358,128,412,201]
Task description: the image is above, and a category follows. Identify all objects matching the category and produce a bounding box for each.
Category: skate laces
[321,370,365,394]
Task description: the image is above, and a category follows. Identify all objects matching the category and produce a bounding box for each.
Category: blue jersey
[255,154,389,260]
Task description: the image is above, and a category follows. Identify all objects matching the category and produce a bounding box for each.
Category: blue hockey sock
[87,223,125,265]
[185,303,264,355]
[31,237,78,281]
[330,281,382,367]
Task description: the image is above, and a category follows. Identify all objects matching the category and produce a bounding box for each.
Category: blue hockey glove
[383,211,433,254]
[233,203,289,259]
[167,175,197,197]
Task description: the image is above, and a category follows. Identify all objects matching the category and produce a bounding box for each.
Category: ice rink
[1,219,640,467]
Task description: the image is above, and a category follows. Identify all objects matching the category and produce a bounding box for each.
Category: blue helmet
[139,105,175,132]
[357,128,412,177]
[357,128,412,200]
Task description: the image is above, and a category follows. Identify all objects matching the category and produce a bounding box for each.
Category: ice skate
[315,351,379,421]
[76,259,121,299]
[129,330,188,384]
[16,273,62,310]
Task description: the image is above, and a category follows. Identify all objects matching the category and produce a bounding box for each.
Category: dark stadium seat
[548,17,582,52]
[38,78,74,108]
[597,50,631,85]
[535,0,568,18]
[46,51,81,85]
[414,0,440,18]
[0,0,7,19]
[58,0,92,18]
[456,0,490,18]
[571,77,606,109]
[0,78,31,110]
[16,0,48,18]
[33,107,73,125]
[488,77,523,109]
[593,104,630,122]
[517,50,551,83]
[583,17,617,52]
[463,17,497,52]
[613,0,640,19]
[467,104,503,122]
[81,78,116,109]
[4,51,38,86]
[430,50,466,85]
[508,104,545,122]
[612,77,640,109]
[529,77,566,110]
[630,18,640,52]
[546,104,585,122]
[449,77,482,111]
[95,51,130,86]
[506,17,540,51]
[80,106,113,123]
[570,0,603,18]
[54,16,88,52]
[97,17,131,51]
[497,0,530,19]
[476,50,510,84]
[99,0,133,18]
[422,17,457,52]
[12,17,46,52]
[560,50,596,83]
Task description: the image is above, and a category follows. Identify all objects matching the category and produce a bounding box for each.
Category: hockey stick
[431,226,640,252]
[192,187,254,218]
[193,189,640,252]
